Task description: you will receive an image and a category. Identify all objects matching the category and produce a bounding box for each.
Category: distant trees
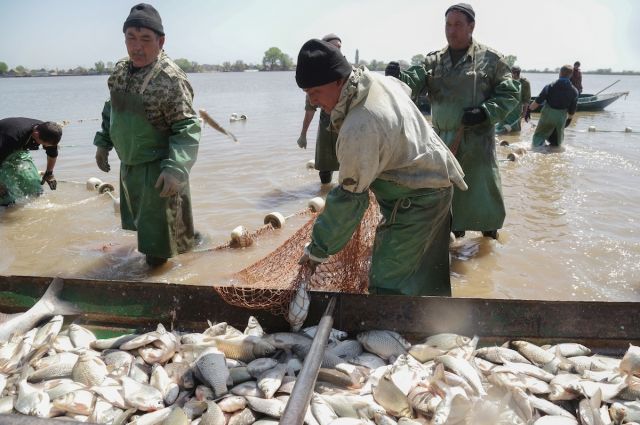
[0,62,7,74]
[411,54,425,66]
[262,47,293,71]
[504,55,517,67]
[95,61,106,74]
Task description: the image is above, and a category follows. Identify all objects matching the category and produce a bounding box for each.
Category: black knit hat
[295,39,352,89]
[123,3,164,36]
[445,3,475,22]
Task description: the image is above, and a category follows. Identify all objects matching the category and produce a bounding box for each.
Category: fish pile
[0,312,639,424]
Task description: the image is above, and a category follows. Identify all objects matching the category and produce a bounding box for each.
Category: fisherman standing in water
[93,3,201,267]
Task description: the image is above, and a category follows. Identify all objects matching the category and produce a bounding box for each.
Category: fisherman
[296,39,467,296]
[385,3,519,240]
[296,33,343,184]
[93,3,201,267]
[570,61,583,94]
[495,66,531,134]
[0,118,62,206]
[525,65,579,148]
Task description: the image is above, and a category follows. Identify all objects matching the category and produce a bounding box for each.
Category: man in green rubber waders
[496,66,531,134]
[93,3,201,267]
[526,65,579,149]
[296,39,467,296]
[386,3,519,240]
[296,33,343,185]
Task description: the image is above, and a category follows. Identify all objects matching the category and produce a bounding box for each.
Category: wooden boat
[1,275,638,353]
[530,91,629,112]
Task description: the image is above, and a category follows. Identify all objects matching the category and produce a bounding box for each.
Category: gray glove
[155,169,182,197]
[297,134,307,149]
[95,147,110,172]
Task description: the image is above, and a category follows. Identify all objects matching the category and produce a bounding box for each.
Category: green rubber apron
[430,59,505,232]
[0,150,42,206]
[496,105,522,133]
[368,179,453,296]
[314,110,340,172]
[109,63,195,258]
[532,105,567,147]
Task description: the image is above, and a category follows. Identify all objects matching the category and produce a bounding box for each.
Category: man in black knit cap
[296,39,467,296]
[93,3,201,267]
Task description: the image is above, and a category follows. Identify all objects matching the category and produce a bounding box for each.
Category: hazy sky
[1,0,639,71]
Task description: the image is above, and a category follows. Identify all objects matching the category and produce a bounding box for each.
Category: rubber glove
[40,171,57,190]
[565,118,572,128]
[462,107,487,126]
[297,134,307,149]
[95,147,110,172]
[524,108,532,123]
[298,242,326,273]
[155,169,182,197]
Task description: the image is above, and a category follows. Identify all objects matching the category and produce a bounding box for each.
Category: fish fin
[40,278,80,317]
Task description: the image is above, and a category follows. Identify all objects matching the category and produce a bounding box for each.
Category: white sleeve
[336,109,388,193]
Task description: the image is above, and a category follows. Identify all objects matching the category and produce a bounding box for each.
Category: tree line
[3,50,639,77]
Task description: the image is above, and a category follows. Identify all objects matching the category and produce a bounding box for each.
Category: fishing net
[214,192,380,316]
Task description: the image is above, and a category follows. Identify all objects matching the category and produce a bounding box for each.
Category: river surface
[1,71,639,301]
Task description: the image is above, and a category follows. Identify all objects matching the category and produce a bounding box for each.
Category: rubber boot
[146,255,168,267]
[482,230,498,239]
[319,171,333,184]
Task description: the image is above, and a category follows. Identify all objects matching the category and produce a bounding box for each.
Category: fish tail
[40,277,80,316]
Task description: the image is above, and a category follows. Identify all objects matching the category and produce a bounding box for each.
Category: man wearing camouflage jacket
[93,3,201,266]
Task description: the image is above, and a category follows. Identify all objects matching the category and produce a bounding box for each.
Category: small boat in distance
[530,91,629,112]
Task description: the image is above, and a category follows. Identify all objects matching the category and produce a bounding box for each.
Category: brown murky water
[1,72,639,301]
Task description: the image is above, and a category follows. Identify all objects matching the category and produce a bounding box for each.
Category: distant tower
[355,49,359,65]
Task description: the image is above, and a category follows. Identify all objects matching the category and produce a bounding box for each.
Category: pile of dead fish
[0,315,639,425]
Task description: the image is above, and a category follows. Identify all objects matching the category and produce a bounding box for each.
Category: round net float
[264,212,286,229]
[98,183,115,194]
[230,225,253,248]
[308,197,325,213]
[588,126,597,132]
[507,152,520,162]
[306,160,315,170]
[112,197,120,214]
[86,177,103,191]
[625,127,633,133]
[499,140,510,146]
[513,147,527,156]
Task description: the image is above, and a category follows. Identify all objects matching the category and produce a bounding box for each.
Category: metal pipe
[280,296,337,425]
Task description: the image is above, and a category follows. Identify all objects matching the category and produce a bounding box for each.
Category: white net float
[625,127,633,133]
[308,197,325,213]
[264,212,286,229]
[97,183,115,194]
[230,225,253,248]
[86,177,103,191]
[588,126,597,132]
[499,140,510,146]
[306,160,315,170]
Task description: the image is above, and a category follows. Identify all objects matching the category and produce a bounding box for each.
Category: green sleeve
[93,99,113,150]
[160,117,201,180]
[308,186,370,260]
[481,61,520,124]
[399,65,429,101]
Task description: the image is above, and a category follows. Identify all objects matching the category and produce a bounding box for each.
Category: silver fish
[303,326,348,343]
[91,384,127,409]
[72,352,107,386]
[436,355,487,396]
[372,372,414,418]
[231,380,265,398]
[408,344,446,363]
[311,393,338,425]
[0,278,78,342]
[475,346,532,364]
[422,333,471,351]
[150,363,179,405]
[229,366,253,385]
[214,335,275,362]
[357,330,410,361]
[217,395,247,413]
[89,398,124,425]
[91,333,139,350]
[227,407,257,425]
[196,350,229,398]
[199,400,226,425]
[247,357,279,378]
[28,352,79,382]
[512,341,555,366]
[68,324,96,349]
[545,343,592,357]
[244,316,264,337]
[121,376,165,412]
[52,389,96,415]
[330,339,363,361]
[103,349,134,377]
[244,395,285,418]
[15,379,50,417]
[32,314,64,349]
[620,344,640,377]
[182,399,208,419]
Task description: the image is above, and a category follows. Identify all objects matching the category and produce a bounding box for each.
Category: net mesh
[214,192,380,316]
